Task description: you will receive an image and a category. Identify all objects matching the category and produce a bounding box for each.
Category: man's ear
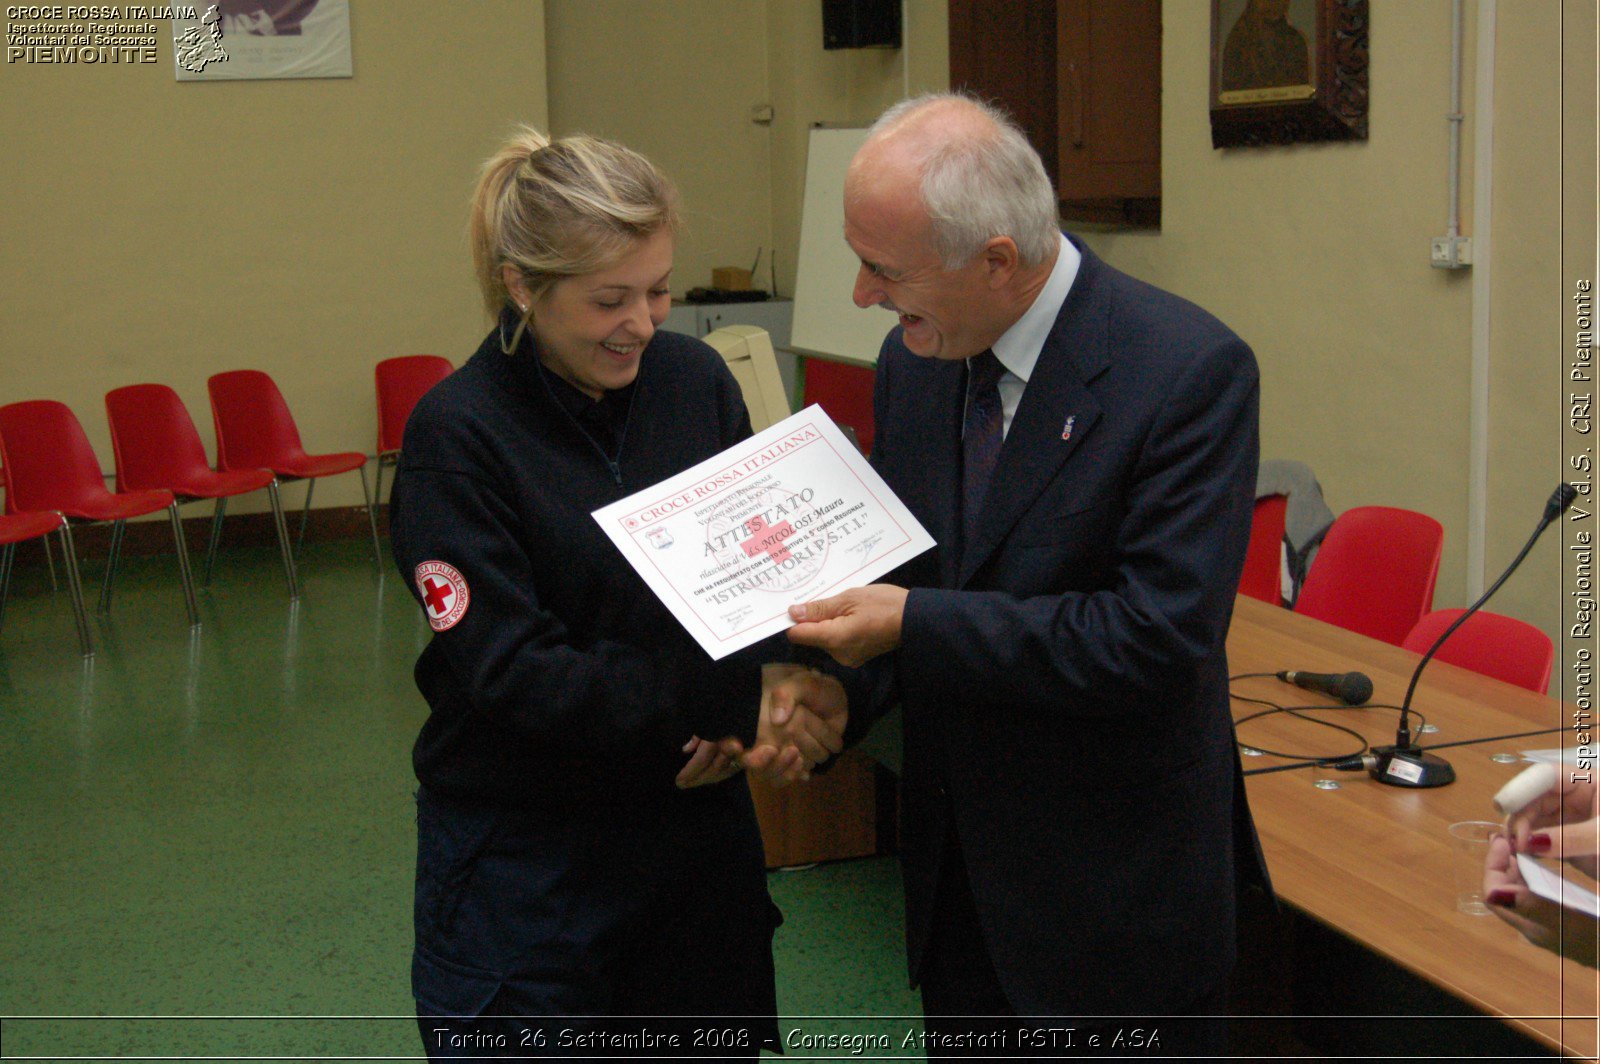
[982,237,1021,289]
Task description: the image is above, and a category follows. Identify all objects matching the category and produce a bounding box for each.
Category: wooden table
[1228,595,1597,1058]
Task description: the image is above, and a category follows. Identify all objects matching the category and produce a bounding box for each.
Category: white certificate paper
[593,406,935,659]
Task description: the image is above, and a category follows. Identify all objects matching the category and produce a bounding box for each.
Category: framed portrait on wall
[1209,0,1368,149]
[173,1,352,82]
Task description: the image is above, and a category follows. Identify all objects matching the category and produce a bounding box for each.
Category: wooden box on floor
[748,749,878,868]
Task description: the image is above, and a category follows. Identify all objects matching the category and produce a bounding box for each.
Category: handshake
[676,664,848,790]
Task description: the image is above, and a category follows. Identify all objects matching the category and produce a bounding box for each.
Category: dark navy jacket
[390,321,772,807]
[390,320,783,1041]
[842,239,1271,1016]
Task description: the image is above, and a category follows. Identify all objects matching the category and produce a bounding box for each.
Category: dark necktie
[962,351,1005,552]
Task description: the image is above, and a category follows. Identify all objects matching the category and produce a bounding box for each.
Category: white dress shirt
[969,233,1081,440]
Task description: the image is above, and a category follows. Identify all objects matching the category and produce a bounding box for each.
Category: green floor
[0,538,920,1060]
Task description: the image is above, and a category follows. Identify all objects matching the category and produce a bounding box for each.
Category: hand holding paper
[1483,832,1600,969]
[1508,774,1600,879]
[787,584,910,667]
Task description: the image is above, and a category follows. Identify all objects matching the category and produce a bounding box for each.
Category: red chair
[106,384,298,599]
[374,355,452,505]
[0,400,199,626]
[1294,505,1444,646]
[1403,608,1554,694]
[0,511,92,655]
[207,369,380,565]
[803,357,876,454]
[1238,494,1287,604]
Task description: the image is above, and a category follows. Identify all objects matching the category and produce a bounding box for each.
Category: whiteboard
[790,126,898,368]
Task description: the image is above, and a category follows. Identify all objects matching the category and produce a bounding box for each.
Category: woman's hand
[675,735,743,789]
[1484,831,1600,969]
[1508,775,1600,880]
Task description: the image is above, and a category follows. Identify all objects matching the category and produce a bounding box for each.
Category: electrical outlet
[1431,236,1474,270]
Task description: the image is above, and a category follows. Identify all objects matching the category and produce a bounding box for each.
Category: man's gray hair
[868,92,1059,269]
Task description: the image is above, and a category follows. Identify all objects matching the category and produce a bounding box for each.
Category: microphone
[1370,482,1578,789]
[1275,670,1374,705]
[1545,482,1579,524]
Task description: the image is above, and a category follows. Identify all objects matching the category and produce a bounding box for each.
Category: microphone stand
[1368,484,1577,788]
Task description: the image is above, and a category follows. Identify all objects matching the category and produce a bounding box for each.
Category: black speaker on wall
[822,0,901,50]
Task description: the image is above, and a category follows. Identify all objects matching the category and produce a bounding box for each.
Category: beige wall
[545,0,774,296]
[1491,0,1592,691]
[766,0,948,297]
[0,1,548,513]
[1081,0,1590,663]
[545,0,947,299]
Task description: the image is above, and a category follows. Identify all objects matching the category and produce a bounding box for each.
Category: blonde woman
[390,128,845,1059]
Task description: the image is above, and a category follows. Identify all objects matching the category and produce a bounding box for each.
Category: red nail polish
[1528,833,1553,854]
[1486,889,1516,907]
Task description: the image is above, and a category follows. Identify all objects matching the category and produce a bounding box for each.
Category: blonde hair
[469,126,679,322]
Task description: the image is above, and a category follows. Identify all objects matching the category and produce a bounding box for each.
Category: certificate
[593,406,935,659]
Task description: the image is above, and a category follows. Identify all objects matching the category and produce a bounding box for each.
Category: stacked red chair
[1403,608,1554,694]
[207,369,380,566]
[106,383,299,599]
[0,399,199,628]
[374,355,453,506]
[1294,505,1444,646]
[803,357,877,454]
[1238,493,1287,604]
[0,510,92,655]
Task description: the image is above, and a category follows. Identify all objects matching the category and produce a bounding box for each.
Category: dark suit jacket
[845,237,1270,1017]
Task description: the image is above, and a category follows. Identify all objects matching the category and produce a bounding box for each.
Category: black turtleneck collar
[499,306,636,461]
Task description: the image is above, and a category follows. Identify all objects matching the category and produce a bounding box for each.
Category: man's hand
[725,664,849,787]
[785,584,909,667]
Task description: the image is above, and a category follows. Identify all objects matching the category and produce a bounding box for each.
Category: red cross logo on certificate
[414,560,470,632]
[741,514,795,564]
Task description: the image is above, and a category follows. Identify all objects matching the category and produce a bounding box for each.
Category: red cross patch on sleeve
[414,560,470,632]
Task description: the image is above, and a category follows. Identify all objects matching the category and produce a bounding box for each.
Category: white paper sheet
[1521,747,1585,766]
[1517,854,1600,918]
[593,406,935,659]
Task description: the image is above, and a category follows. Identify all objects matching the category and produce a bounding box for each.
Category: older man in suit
[778,93,1271,1054]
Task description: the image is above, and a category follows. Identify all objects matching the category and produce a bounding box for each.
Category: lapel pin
[1061,415,1076,442]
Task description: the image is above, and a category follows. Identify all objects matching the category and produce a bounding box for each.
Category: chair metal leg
[203,497,228,587]
[358,463,382,569]
[267,479,299,600]
[42,531,58,592]
[373,456,386,514]
[98,520,127,615]
[297,478,316,556]
[59,522,93,656]
[167,503,201,628]
[0,542,15,633]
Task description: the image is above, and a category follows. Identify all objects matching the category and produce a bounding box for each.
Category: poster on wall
[172,1,351,81]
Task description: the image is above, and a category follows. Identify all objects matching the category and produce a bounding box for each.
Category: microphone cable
[1237,723,1582,778]
[1229,671,1427,765]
